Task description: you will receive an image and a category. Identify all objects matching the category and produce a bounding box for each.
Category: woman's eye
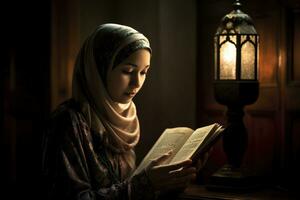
[141,71,148,75]
[122,70,133,74]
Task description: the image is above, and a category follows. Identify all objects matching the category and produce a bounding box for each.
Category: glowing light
[241,42,255,79]
[220,42,236,79]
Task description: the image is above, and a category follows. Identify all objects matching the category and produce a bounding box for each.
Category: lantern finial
[233,0,242,11]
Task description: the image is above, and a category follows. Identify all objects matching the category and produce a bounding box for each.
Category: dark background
[2,0,300,199]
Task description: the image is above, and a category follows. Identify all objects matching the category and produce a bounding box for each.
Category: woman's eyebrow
[124,62,150,68]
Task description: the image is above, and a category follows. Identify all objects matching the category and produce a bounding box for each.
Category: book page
[192,126,224,159]
[132,127,193,177]
[169,123,219,164]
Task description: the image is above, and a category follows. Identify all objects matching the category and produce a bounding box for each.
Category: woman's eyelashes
[140,69,148,75]
[122,69,133,75]
[121,68,149,76]
[142,66,150,75]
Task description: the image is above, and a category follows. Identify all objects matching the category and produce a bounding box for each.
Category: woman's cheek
[140,76,146,87]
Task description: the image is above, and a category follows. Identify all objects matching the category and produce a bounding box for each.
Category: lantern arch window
[219,37,237,80]
[214,0,259,81]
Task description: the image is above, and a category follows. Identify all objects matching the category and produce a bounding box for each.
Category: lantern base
[206,164,261,192]
[214,80,259,106]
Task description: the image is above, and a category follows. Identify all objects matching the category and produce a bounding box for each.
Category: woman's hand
[145,151,197,193]
[195,147,213,172]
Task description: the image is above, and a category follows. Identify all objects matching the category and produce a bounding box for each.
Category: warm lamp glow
[220,42,236,79]
[214,0,259,81]
[216,35,258,80]
[241,41,255,79]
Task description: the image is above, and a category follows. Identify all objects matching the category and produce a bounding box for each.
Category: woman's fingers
[155,166,196,182]
[169,166,197,178]
[159,159,192,173]
[147,150,173,169]
[146,157,197,192]
[196,150,211,172]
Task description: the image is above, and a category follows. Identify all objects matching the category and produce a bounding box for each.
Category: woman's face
[106,49,151,104]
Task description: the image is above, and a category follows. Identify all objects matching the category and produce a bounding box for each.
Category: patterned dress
[42,99,155,200]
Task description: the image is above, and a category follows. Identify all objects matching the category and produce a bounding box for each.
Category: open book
[132,123,224,177]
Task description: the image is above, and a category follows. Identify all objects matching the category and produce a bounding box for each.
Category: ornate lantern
[210,0,259,190]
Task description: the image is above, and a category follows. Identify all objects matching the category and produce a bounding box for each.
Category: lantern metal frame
[214,4,259,81]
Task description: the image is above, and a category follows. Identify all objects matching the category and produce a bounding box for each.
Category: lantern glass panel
[220,41,236,79]
[241,41,255,79]
[220,35,226,44]
[229,35,236,44]
[241,35,247,43]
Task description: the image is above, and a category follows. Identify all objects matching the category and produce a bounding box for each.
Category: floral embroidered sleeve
[42,101,156,200]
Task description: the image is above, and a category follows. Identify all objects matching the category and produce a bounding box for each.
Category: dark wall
[4,0,51,198]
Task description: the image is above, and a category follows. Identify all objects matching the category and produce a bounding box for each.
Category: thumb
[148,150,173,169]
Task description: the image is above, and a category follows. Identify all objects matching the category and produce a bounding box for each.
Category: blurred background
[2,0,300,199]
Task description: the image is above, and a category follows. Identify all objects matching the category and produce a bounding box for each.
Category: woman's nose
[130,74,141,88]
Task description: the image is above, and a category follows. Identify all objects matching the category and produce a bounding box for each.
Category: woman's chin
[114,96,133,104]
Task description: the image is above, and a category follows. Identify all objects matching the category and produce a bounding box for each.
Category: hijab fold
[72,24,151,174]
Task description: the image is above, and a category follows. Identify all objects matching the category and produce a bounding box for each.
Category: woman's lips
[125,92,136,97]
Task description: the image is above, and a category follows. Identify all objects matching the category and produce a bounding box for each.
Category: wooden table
[177,184,298,200]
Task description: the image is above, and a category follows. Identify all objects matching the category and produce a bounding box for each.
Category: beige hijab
[72,24,151,175]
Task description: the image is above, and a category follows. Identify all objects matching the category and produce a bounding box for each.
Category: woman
[42,23,203,200]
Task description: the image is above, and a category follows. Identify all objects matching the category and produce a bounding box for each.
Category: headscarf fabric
[72,23,151,175]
